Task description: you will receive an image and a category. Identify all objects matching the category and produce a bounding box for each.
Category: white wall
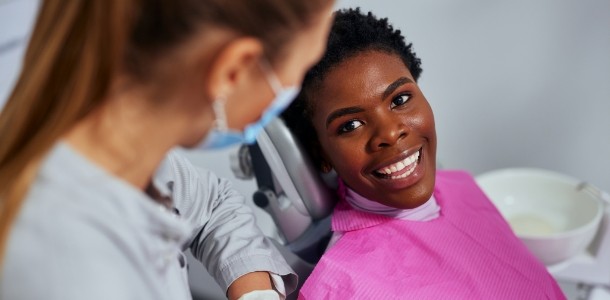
[0,0,38,106]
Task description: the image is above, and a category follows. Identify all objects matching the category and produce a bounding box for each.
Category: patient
[282,8,566,299]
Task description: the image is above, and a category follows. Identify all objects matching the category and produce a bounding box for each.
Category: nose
[368,114,408,151]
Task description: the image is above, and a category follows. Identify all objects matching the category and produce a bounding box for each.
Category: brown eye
[390,94,411,109]
[338,119,363,134]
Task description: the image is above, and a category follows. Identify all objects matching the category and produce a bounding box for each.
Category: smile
[374,149,421,179]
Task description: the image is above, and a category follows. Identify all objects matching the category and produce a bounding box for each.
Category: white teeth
[376,150,420,176]
[390,163,417,179]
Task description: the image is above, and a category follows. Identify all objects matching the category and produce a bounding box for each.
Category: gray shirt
[1,143,295,299]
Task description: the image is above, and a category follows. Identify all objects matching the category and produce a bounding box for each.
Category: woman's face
[311,50,437,209]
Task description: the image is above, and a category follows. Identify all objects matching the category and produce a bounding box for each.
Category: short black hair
[281,8,423,170]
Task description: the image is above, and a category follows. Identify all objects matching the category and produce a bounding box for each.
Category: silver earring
[212,96,228,132]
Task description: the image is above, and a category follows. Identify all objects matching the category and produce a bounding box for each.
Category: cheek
[408,103,437,141]
[321,137,365,174]
[277,49,317,87]
[423,106,437,149]
[410,103,438,168]
[225,78,273,129]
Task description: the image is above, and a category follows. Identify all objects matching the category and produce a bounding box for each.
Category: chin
[389,174,436,209]
[394,193,433,209]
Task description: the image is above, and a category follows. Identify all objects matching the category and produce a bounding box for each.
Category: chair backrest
[256,118,336,219]
[247,118,337,263]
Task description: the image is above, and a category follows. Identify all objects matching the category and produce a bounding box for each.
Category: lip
[369,146,422,173]
[367,146,425,190]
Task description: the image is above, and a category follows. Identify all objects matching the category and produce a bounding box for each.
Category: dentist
[0,1,334,299]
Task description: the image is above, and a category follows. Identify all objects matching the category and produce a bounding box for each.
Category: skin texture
[311,50,437,209]
[227,271,274,300]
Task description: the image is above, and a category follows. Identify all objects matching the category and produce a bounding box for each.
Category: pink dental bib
[299,170,565,299]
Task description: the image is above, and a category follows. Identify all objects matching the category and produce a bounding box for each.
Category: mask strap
[259,58,283,95]
[212,96,228,132]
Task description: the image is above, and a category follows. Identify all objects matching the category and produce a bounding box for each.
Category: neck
[342,183,441,222]
[64,87,206,190]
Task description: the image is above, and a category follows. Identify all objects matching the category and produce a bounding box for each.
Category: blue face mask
[198,60,301,150]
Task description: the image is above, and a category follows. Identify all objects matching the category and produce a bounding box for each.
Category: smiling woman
[312,50,436,209]
[282,8,566,299]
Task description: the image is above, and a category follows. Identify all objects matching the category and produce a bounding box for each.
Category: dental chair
[231,118,338,298]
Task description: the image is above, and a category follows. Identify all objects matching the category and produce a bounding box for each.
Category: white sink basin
[476,168,604,266]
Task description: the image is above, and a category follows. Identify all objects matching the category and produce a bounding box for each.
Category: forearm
[227,271,273,300]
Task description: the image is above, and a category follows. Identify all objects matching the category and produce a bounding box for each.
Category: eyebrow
[325,106,365,128]
[324,77,414,128]
[382,77,413,99]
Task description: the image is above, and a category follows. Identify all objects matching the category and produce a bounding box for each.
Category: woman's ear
[205,37,264,100]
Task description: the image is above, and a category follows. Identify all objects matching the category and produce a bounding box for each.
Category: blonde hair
[0,0,329,264]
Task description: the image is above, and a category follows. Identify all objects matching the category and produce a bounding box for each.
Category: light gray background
[1,0,608,299]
